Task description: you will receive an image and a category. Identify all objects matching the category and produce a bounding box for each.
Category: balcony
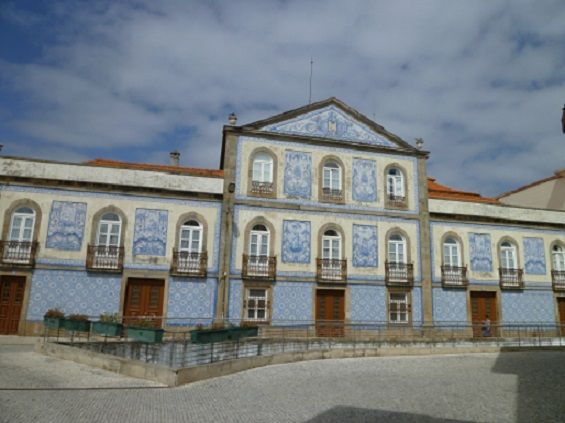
[242,254,276,280]
[171,250,207,277]
[499,268,524,289]
[250,181,275,197]
[552,270,565,291]
[441,265,468,288]
[316,258,347,283]
[386,194,407,208]
[86,244,124,272]
[320,188,344,203]
[0,240,38,267]
[385,261,414,286]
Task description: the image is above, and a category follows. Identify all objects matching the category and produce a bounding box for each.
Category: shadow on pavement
[305,406,472,423]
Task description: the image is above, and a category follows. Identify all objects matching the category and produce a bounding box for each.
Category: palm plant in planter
[43,308,65,329]
[91,312,123,337]
[63,314,91,332]
[126,317,164,343]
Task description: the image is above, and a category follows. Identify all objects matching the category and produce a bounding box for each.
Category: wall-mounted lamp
[228,182,235,193]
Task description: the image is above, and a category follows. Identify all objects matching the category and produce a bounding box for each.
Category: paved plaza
[1,340,564,423]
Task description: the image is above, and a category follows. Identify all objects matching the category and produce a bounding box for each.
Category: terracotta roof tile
[427,177,499,204]
[85,158,223,178]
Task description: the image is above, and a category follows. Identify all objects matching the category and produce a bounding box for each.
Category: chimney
[562,104,565,134]
[170,150,180,166]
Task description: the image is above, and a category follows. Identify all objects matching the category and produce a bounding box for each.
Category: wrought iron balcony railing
[441,265,468,288]
[171,250,207,277]
[320,188,344,203]
[0,240,38,267]
[385,261,414,286]
[86,244,124,272]
[386,194,407,208]
[316,258,347,283]
[250,181,275,197]
[499,268,524,289]
[242,254,276,280]
[551,270,565,291]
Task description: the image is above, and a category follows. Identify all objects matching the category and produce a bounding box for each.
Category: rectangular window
[245,288,269,322]
[389,292,409,324]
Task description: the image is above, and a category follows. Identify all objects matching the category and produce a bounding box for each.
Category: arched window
[179,220,203,253]
[9,207,35,242]
[388,233,406,264]
[500,241,517,269]
[322,161,341,192]
[552,245,565,271]
[322,229,341,261]
[252,153,273,183]
[96,213,122,247]
[249,224,269,257]
[443,237,461,267]
[387,167,405,199]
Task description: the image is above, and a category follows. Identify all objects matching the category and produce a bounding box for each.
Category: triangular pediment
[246,98,414,150]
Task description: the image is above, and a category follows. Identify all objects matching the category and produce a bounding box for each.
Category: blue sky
[0,0,564,196]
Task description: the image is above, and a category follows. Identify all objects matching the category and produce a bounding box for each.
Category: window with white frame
[179,220,203,253]
[552,245,565,271]
[245,288,269,321]
[500,241,517,269]
[252,153,273,183]
[443,237,461,267]
[249,224,269,257]
[322,161,341,191]
[388,233,407,264]
[9,207,35,243]
[389,292,409,324]
[387,168,405,199]
[322,229,341,261]
[97,213,122,247]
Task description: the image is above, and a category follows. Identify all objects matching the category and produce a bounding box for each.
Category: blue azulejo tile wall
[272,282,313,322]
[432,288,467,323]
[501,290,555,323]
[349,285,386,322]
[412,287,423,326]
[27,269,121,320]
[227,279,242,324]
[166,277,216,325]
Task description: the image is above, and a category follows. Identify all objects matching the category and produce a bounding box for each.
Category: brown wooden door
[470,291,497,337]
[557,298,565,336]
[123,278,165,327]
[315,289,345,337]
[0,276,26,335]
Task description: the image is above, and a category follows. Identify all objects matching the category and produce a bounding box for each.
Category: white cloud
[1,0,564,195]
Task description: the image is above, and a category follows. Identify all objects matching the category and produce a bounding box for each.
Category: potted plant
[126,317,164,343]
[43,308,65,329]
[63,313,91,332]
[91,312,123,337]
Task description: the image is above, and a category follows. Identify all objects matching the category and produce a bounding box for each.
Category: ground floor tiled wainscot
[166,277,217,325]
[27,269,122,321]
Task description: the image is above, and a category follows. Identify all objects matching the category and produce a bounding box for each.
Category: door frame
[555,294,565,336]
[0,272,32,335]
[469,289,499,337]
[313,287,347,337]
[120,271,169,322]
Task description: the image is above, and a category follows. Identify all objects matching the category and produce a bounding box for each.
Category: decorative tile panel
[350,285,386,321]
[469,233,492,272]
[523,237,546,275]
[133,209,168,256]
[352,224,378,267]
[283,151,312,198]
[412,287,422,325]
[45,201,87,251]
[272,282,313,322]
[262,105,396,147]
[432,289,468,322]
[352,159,377,202]
[227,279,242,324]
[501,291,554,323]
[167,277,216,325]
[27,270,121,320]
[282,220,311,264]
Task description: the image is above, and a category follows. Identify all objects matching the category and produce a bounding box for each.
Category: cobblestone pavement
[1,344,564,423]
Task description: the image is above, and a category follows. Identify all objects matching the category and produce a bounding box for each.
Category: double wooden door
[315,289,345,337]
[0,276,26,334]
[558,298,565,336]
[123,278,164,326]
[470,291,497,337]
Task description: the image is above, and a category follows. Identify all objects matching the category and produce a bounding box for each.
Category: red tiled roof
[427,178,498,204]
[84,159,224,178]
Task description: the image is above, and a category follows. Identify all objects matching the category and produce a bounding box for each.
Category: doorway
[0,276,26,334]
[123,278,165,326]
[557,298,565,336]
[315,289,345,337]
[470,291,497,337]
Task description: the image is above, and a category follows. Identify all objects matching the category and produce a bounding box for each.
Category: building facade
[0,98,564,335]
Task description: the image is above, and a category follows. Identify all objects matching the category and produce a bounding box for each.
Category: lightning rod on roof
[308,57,314,104]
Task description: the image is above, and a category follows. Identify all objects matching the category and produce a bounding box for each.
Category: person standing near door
[482,315,491,337]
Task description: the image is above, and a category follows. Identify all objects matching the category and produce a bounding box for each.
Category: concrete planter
[44,317,64,329]
[63,319,91,333]
[127,326,164,343]
[191,326,258,344]
[92,321,123,337]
